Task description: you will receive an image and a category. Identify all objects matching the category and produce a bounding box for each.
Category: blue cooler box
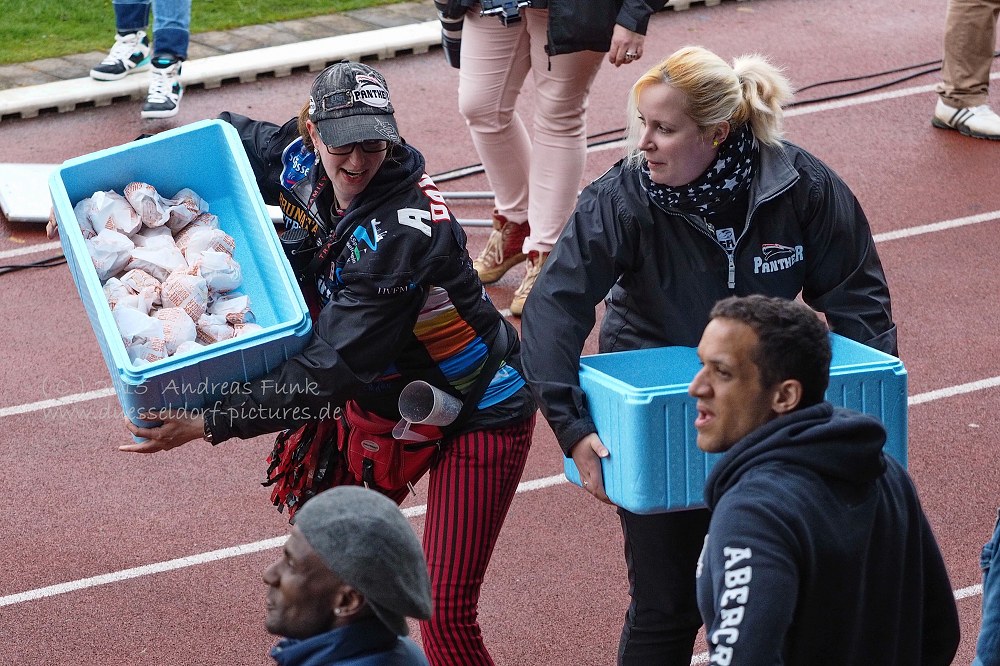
[48,119,312,428]
[564,334,907,514]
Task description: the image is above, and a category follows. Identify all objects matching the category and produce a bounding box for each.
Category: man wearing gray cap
[264,486,432,665]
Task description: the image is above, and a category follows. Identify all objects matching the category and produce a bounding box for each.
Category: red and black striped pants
[413,415,534,665]
[326,414,534,665]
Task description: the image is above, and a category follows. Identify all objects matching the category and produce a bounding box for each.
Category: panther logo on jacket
[753,243,804,274]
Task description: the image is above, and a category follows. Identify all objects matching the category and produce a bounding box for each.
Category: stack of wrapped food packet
[76,182,263,366]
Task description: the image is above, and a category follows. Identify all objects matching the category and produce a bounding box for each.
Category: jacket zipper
[679,178,797,290]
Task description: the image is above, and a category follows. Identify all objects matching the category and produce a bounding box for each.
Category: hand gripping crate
[48,119,312,429]
[564,334,907,514]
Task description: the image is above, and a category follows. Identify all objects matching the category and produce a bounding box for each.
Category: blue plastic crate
[48,119,312,428]
[564,334,907,514]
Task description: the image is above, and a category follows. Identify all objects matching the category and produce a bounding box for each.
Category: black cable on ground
[0,254,67,276]
[789,66,944,107]
[430,52,1000,184]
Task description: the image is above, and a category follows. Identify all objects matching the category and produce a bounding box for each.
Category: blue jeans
[114,0,191,59]
[975,508,1000,666]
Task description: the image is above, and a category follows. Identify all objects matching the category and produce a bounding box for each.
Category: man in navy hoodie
[691,295,959,665]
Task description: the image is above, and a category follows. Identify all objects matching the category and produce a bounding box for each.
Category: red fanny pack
[342,400,442,492]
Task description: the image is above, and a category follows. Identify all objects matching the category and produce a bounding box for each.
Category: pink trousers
[458,8,604,253]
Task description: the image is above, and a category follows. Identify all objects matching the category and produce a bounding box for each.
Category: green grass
[0,0,414,65]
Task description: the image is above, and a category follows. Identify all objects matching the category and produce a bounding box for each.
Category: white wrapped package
[73,198,97,240]
[124,181,171,228]
[176,226,235,260]
[153,307,197,355]
[89,190,142,236]
[174,340,204,355]
[165,188,207,231]
[132,225,175,248]
[119,268,162,305]
[161,271,209,321]
[193,250,242,293]
[208,292,253,325]
[196,312,236,344]
[186,211,219,230]
[128,244,187,282]
[234,322,264,337]
[114,307,167,365]
[87,228,135,282]
[103,277,130,310]
[115,287,157,315]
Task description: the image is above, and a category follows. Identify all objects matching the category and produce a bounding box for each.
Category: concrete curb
[0,21,441,121]
[0,0,732,122]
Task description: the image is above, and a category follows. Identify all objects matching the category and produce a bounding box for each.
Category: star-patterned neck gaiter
[641,122,758,216]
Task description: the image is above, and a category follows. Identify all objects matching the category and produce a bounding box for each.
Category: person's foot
[509,250,548,317]
[141,56,184,119]
[473,212,529,284]
[932,99,1000,140]
[90,30,151,81]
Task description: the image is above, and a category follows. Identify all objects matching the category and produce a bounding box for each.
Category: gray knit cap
[294,486,432,636]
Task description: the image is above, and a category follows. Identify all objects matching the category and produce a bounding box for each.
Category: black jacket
[696,403,960,665]
[439,0,660,55]
[206,113,534,443]
[521,141,896,454]
[545,0,660,56]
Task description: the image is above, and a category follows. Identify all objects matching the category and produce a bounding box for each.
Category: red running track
[2,0,999,663]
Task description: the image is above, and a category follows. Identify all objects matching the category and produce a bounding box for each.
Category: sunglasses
[324,139,390,156]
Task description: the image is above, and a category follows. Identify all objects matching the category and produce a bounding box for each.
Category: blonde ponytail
[624,46,793,167]
[731,54,792,146]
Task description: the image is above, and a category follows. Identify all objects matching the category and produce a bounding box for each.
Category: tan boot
[509,250,548,317]
[473,211,529,284]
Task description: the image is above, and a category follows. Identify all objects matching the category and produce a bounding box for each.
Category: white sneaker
[932,99,1000,140]
[90,31,151,81]
[141,56,183,119]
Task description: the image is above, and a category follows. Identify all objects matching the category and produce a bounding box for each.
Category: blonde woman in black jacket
[522,46,896,665]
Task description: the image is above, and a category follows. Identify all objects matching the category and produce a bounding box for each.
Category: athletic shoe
[473,212,529,284]
[90,31,151,81]
[509,250,548,317]
[141,56,184,119]
[932,99,1000,140]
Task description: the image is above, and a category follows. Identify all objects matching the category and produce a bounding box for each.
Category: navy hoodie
[696,403,959,665]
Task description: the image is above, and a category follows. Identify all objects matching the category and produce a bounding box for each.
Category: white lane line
[0,241,62,261]
[786,70,1000,118]
[0,471,568,608]
[874,210,1000,243]
[909,376,1000,406]
[0,388,116,419]
[955,583,984,601]
[9,371,1000,421]
[0,537,287,608]
[785,82,938,117]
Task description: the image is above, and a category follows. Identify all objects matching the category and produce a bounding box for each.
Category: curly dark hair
[709,295,832,407]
